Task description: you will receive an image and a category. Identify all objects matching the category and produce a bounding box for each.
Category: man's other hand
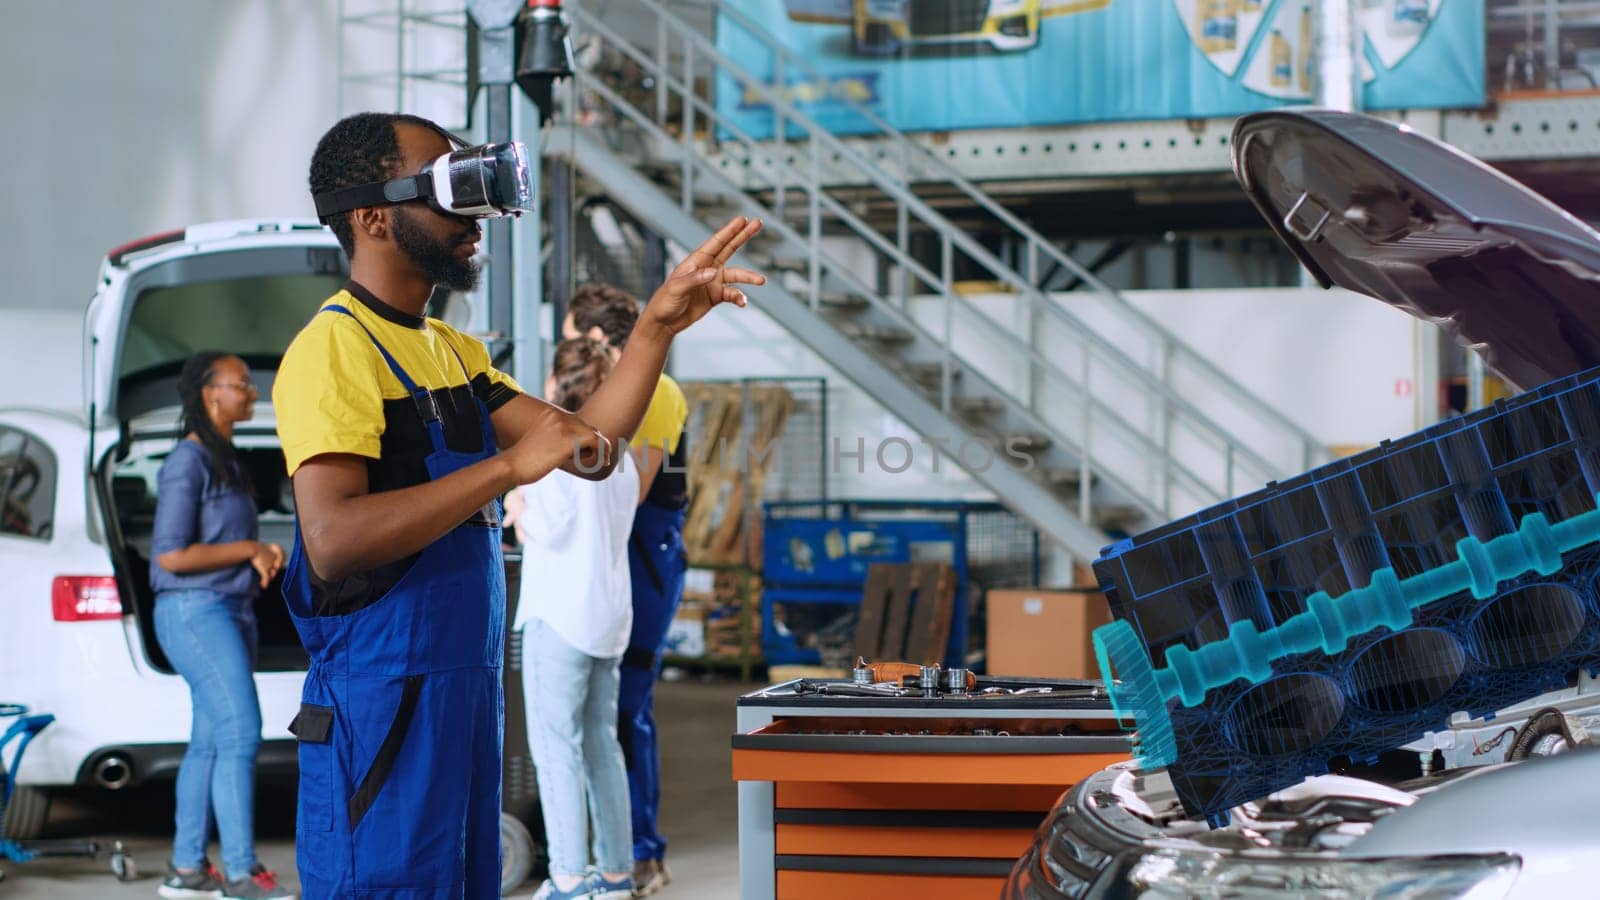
[503,407,614,484]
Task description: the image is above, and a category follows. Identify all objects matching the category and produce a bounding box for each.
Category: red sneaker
[221,864,295,900]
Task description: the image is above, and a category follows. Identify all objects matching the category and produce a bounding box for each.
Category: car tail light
[52,576,124,621]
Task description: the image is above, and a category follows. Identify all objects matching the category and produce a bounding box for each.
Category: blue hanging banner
[715,0,1485,137]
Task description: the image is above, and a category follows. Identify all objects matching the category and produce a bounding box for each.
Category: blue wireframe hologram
[1096,503,1600,769]
[1084,367,1600,822]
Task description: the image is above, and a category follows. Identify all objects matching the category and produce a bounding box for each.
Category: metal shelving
[1442,93,1600,159]
[337,0,1600,184]
[697,94,1600,193]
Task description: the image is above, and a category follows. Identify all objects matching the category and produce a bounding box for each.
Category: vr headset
[313,141,533,222]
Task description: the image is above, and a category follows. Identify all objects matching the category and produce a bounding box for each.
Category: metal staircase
[337,0,472,131]
[551,0,1328,558]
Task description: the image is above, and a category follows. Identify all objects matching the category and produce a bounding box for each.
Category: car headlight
[989,0,1031,12]
[1105,847,1520,899]
[864,0,905,17]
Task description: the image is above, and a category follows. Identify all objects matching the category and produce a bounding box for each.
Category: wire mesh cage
[680,377,828,569]
[569,200,659,304]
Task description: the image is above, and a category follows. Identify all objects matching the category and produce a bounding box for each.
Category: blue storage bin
[761,500,1040,668]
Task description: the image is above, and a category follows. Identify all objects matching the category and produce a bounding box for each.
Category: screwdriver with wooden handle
[853,657,976,691]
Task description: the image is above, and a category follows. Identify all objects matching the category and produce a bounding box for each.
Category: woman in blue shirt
[149,352,292,900]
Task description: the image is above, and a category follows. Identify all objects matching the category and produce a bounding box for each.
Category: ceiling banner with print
[715,0,1484,138]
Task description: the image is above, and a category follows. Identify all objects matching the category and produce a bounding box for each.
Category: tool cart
[731,661,1128,900]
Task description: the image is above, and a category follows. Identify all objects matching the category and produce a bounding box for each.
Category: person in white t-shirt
[504,337,639,900]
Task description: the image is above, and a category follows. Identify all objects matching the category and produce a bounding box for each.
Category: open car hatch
[1232,108,1600,391]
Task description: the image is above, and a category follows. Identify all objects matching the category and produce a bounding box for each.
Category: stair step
[903,362,964,385]
[1044,467,1089,488]
[1092,505,1145,532]
[768,253,810,274]
[820,291,870,311]
[842,324,915,345]
[953,395,1004,416]
[745,228,783,248]
[637,158,680,181]
[694,200,749,222]
[1006,432,1053,452]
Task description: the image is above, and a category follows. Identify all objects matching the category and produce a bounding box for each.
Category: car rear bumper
[72,739,298,789]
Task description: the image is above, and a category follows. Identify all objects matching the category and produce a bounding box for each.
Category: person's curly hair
[308,112,459,256]
[567,283,640,349]
[549,337,613,412]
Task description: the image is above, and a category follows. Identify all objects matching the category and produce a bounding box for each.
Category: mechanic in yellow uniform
[273,111,763,899]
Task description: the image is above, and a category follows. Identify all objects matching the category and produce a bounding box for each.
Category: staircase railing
[708,0,1324,473]
[563,0,1321,520]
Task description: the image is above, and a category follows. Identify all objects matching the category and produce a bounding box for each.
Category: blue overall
[618,499,687,862]
[284,306,505,899]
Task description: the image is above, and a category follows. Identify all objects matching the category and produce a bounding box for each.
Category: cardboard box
[664,606,706,658]
[986,589,1111,680]
[1072,559,1100,589]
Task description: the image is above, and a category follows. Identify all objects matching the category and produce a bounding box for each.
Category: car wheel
[500,811,541,894]
[1,783,52,840]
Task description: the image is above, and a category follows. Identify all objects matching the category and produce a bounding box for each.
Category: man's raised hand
[641,216,766,337]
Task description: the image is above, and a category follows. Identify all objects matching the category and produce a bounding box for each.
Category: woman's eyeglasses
[210,381,259,394]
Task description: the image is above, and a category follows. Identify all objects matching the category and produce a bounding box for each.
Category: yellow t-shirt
[274,284,523,479]
[273,283,524,615]
[631,373,688,455]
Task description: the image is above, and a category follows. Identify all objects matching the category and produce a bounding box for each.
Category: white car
[0,220,348,839]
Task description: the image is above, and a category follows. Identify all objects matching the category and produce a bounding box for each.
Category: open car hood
[1231,108,1600,391]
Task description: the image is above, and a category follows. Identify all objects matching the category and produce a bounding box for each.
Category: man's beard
[392,207,480,291]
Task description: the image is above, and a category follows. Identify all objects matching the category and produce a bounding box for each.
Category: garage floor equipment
[0,704,135,883]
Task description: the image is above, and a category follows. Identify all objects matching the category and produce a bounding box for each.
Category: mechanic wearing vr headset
[272,112,764,899]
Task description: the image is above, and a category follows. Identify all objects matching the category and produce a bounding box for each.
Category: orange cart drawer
[776,822,1036,858]
[733,747,1127,785]
[775,781,1067,812]
[777,867,1007,899]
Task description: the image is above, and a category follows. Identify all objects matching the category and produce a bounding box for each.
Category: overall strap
[436,330,500,451]
[322,304,446,428]
[442,340,472,384]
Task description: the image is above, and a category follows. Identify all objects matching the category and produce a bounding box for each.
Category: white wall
[1120,287,1423,449]
[0,1,341,312]
[0,312,85,413]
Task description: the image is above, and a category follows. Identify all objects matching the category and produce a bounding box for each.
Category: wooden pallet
[680,382,795,567]
[854,562,958,666]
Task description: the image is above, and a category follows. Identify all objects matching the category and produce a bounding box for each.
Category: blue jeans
[523,619,631,877]
[154,589,262,881]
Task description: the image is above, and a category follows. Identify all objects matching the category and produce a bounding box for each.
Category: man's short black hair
[568,283,641,349]
[308,112,459,257]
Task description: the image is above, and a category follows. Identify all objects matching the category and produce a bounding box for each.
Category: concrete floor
[0,677,749,899]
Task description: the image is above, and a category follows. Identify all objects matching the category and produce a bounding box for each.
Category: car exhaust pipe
[94,755,133,790]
